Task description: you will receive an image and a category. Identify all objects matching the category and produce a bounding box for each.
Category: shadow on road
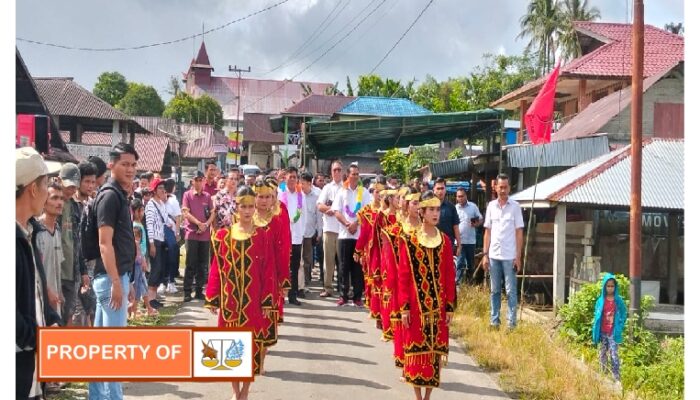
[440,382,509,397]
[123,382,203,398]
[282,334,374,348]
[282,310,362,324]
[281,320,364,334]
[444,361,482,373]
[264,370,392,390]
[268,350,377,365]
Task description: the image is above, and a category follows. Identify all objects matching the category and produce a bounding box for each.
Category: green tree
[324,82,343,96]
[166,75,181,97]
[558,0,601,60]
[380,148,409,182]
[664,22,684,35]
[517,0,562,75]
[163,92,197,124]
[117,83,165,116]
[93,71,128,106]
[346,76,354,97]
[193,94,224,131]
[356,74,415,98]
[448,147,463,160]
[407,145,439,178]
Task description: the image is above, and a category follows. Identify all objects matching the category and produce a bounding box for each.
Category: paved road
[124,282,510,400]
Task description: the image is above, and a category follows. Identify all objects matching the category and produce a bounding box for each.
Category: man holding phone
[455,188,482,285]
[482,174,524,331]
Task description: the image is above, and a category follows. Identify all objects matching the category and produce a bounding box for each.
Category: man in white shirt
[482,174,524,330]
[455,188,482,285]
[317,160,344,297]
[282,167,306,306]
[332,163,371,306]
[299,172,322,298]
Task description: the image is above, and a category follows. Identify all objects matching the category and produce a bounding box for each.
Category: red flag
[525,63,560,145]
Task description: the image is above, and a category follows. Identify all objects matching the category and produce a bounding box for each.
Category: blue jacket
[592,273,628,344]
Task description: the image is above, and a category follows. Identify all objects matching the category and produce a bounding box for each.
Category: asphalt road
[123,282,510,400]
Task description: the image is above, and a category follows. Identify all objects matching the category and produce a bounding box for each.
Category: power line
[370,0,436,74]
[242,0,388,112]
[260,0,350,76]
[16,0,292,52]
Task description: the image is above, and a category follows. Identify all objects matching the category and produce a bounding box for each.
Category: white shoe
[167,283,177,293]
[157,283,166,295]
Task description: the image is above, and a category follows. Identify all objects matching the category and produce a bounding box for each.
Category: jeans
[455,243,475,285]
[338,239,363,301]
[89,273,130,400]
[163,227,179,284]
[489,258,518,328]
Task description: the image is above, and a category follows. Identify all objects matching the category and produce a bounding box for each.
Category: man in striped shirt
[145,178,169,310]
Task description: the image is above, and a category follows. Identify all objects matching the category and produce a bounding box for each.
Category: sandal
[319,291,332,298]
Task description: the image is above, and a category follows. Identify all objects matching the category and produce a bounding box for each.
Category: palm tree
[517,0,563,76]
[664,22,684,35]
[559,0,601,60]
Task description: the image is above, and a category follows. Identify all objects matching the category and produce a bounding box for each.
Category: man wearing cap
[182,171,215,302]
[145,178,169,310]
[16,147,62,399]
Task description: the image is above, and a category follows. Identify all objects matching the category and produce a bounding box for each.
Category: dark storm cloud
[16,0,683,101]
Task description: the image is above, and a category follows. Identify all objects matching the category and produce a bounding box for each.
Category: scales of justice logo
[200,338,245,370]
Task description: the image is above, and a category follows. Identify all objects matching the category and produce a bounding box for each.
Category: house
[182,42,334,167]
[491,22,684,143]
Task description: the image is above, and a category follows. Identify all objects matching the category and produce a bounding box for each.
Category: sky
[15,0,684,102]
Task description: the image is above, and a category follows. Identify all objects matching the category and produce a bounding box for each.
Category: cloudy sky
[16,0,684,101]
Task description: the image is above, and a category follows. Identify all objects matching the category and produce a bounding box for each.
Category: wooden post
[111,120,120,147]
[553,204,567,309]
[578,79,589,112]
[470,171,478,203]
[519,99,527,143]
[667,213,679,304]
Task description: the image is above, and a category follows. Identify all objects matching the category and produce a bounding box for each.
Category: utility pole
[228,65,251,168]
[629,0,644,338]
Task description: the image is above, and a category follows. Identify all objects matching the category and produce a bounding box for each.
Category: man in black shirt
[433,177,462,257]
[89,143,138,400]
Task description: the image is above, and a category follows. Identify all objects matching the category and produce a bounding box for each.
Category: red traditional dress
[205,224,275,375]
[373,209,397,338]
[381,218,420,368]
[355,202,381,316]
[397,227,456,388]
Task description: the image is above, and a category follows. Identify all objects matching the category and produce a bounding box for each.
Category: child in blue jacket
[592,273,628,382]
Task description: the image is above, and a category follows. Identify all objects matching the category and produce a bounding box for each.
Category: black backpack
[80,185,126,261]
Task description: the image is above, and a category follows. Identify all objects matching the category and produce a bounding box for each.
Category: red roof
[283,94,356,116]
[492,22,684,107]
[193,42,213,68]
[190,77,333,120]
[60,131,170,172]
[242,113,284,144]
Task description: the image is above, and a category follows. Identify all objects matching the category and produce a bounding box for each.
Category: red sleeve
[397,235,412,312]
[259,227,275,309]
[440,233,456,313]
[355,210,371,253]
[205,228,227,309]
[369,213,386,279]
[382,229,398,291]
[274,212,292,290]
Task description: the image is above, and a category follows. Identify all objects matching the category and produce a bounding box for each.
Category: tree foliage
[448,147,463,160]
[93,71,129,106]
[357,74,415,98]
[166,75,182,97]
[380,148,409,183]
[558,0,601,60]
[117,83,165,116]
[162,92,224,131]
[407,145,439,177]
[664,22,684,35]
[346,76,354,97]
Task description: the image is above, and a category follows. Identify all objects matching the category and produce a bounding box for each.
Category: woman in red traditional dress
[398,190,456,400]
[373,189,399,340]
[205,186,275,400]
[354,179,385,321]
[380,187,422,375]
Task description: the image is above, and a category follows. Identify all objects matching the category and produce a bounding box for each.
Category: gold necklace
[230,222,256,241]
[416,225,442,248]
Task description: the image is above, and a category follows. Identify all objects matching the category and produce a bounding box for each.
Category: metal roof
[306,109,503,159]
[242,113,285,143]
[60,131,170,172]
[511,139,683,211]
[430,157,473,178]
[34,78,132,121]
[506,135,610,168]
[283,94,356,116]
[337,96,432,117]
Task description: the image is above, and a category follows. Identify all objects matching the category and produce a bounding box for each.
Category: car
[239,164,262,177]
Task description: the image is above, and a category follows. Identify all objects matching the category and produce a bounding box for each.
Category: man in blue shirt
[433,178,461,256]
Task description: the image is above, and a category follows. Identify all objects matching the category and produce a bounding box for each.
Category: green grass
[45,382,87,400]
[128,303,180,327]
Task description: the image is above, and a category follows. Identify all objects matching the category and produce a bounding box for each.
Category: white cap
[16,147,59,188]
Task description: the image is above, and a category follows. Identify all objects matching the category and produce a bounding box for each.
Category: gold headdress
[398,187,410,197]
[419,197,441,208]
[371,182,385,192]
[253,185,275,196]
[405,193,421,202]
[235,194,256,206]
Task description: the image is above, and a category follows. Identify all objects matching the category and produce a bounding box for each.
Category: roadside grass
[453,285,625,400]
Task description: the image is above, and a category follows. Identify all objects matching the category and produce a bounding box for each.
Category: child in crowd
[592,273,628,383]
[131,199,158,317]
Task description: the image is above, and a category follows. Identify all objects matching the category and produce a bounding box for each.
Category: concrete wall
[601,76,684,143]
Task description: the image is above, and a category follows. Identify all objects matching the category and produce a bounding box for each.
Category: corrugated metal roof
[34,78,132,121]
[511,139,683,211]
[552,63,680,141]
[430,157,473,177]
[283,94,356,116]
[506,135,610,168]
[242,113,285,143]
[60,131,170,172]
[492,22,684,108]
[337,96,433,117]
